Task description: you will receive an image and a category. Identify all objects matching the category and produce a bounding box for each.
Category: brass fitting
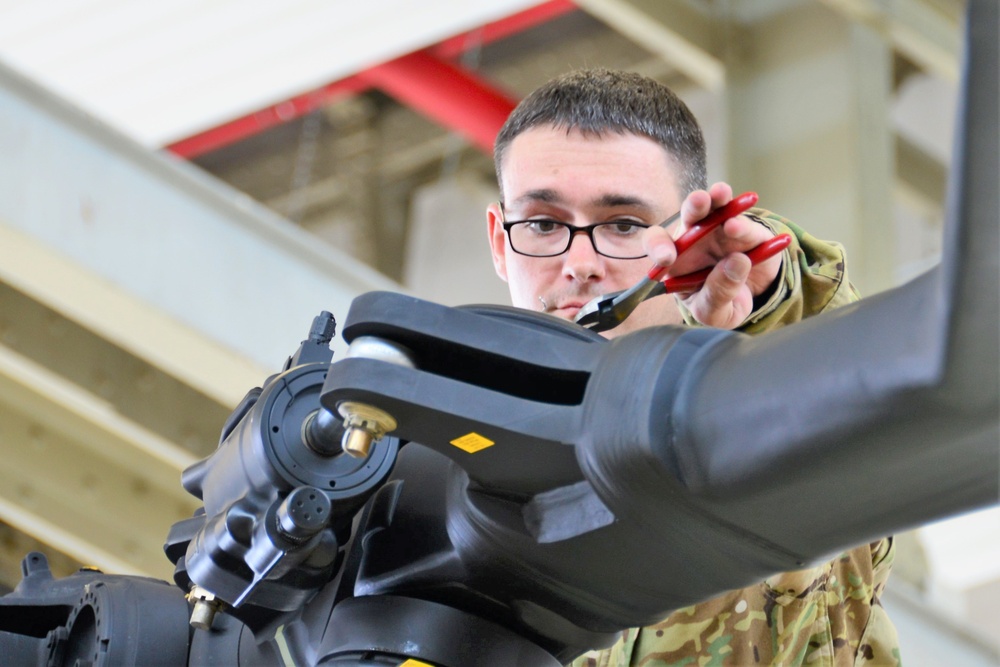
[337,401,397,458]
[187,585,223,631]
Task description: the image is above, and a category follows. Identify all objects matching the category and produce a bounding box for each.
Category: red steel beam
[165,0,576,159]
[359,51,518,154]
[165,77,368,158]
[431,0,576,60]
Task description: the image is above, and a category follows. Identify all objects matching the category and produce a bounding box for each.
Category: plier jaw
[574,279,665,332]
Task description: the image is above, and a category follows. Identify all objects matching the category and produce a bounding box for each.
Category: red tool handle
[660,233,792,294]
[648,191,759,281]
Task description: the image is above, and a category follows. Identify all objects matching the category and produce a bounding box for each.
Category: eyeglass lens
[508,221,646,258]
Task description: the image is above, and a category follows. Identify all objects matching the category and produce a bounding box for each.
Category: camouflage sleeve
[568,628,638,667]
[678,207,860,333]
[568,540,900,667]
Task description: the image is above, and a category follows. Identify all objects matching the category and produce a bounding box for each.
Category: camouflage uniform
[572,210,900,667]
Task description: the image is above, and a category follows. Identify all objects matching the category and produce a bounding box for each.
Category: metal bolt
[187,585,222,631]
[337,402,397,458]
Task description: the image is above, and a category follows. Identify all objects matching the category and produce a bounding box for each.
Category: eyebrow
[594,194,655,211]
[510,189,561,207]
[510,189,657,212]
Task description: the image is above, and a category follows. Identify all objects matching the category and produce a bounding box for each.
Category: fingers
[643,225,677,270]
[682,253,754,329]
[678,190,713,230]
[663,182,785,329]
[708,181,735,209]
[678,182,734,233]
[670,183,778,291]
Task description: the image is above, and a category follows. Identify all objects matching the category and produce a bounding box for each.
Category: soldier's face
[487,125,685,338]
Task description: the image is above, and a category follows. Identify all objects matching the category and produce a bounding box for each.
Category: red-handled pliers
[574,192,792,332]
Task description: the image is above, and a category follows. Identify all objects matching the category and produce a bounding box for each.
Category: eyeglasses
[499,204,652,259]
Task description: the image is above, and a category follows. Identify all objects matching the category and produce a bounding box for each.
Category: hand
[642,182,782,329]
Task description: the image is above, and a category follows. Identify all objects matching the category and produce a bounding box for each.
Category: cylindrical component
[337,336,412,457]
[276,486,332,542]
[303,408,344,456]
[338,401,398,459]
[345,336,416,368]
[342,428,374,458]
[187,585,222,631]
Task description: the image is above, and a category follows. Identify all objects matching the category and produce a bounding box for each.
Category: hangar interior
[0,0,996,663]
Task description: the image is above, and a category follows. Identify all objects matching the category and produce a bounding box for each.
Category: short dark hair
[494,68,707,201]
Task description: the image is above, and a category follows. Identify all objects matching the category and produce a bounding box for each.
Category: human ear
[486,202,509,283]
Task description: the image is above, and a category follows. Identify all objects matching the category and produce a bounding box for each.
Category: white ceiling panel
[0,0,540,146]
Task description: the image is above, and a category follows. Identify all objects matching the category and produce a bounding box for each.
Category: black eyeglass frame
[498,204,653,260]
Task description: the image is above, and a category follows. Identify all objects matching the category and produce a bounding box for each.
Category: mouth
[549,302,586,319]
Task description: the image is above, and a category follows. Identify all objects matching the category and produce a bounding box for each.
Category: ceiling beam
[0,341,199,579]
[818,0,961,80]
[0,344,197,486]
[572,0,725,91]
[894,132,949,215]
[359,52,517,154]
[0,223,267,409]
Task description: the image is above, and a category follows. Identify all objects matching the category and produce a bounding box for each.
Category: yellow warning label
[399,660,434,667]
[449,432,495,453]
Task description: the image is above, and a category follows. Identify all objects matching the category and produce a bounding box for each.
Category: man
[486,69,899,666]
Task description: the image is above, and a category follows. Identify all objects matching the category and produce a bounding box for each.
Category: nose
[562,230,605,283]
